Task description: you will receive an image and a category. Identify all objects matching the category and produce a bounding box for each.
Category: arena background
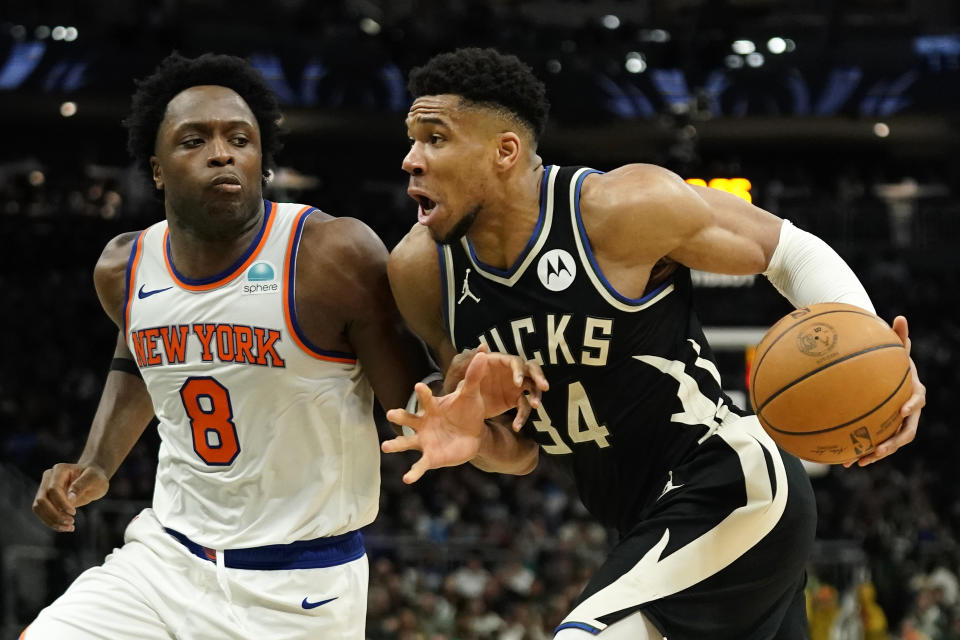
[1,1,958,638]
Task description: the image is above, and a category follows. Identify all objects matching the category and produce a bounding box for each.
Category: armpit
[647,257,679,293]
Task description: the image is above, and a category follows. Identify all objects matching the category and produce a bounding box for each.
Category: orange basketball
[749,302,911,464]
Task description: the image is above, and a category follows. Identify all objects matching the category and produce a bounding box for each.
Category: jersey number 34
[532,381,610,454]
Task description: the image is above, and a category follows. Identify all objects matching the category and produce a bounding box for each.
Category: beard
[436,204,481,245]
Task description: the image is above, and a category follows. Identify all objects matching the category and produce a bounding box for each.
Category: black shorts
[557,416,817,640]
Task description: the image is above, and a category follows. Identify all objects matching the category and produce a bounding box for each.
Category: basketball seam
[751,308,884,390]
[759,365,910,436]
[756,341,903,413]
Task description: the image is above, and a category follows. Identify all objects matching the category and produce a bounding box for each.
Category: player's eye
[429,134,443,144]
[182,138,203,148]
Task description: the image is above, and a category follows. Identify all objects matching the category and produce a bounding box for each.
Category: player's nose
[402,144,424,176]
[207,136,234,167]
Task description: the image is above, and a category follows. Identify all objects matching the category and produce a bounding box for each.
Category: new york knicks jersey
[439,166,749,534]
[123,200,379,548]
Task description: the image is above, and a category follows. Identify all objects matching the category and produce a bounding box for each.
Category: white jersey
[122,200,379,549]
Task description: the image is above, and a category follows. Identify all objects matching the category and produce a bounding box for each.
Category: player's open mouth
[416,195,438,224]
[416,195,437,211]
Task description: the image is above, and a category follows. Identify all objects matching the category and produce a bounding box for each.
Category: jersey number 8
[179,377,241,465]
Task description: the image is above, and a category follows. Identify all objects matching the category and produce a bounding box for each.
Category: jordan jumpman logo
[458,268,481,304]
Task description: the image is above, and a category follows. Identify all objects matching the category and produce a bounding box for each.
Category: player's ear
[494,132,521,172]
[150,156,164,191]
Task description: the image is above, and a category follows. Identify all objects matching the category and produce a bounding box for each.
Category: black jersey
[438,165,749,534]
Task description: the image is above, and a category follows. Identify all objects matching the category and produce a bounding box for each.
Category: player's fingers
[381,434,421,454]
[520,380,541,409]
[462,351,489,389]
[414,381,437,411]
[32,470,76,530]
[46,466,79,515]
[476,342,490,353]
[507,356,526,387]
[403,456,431,485]
[891,316,910,352]
[525,359,549,391]
[386,408,422,428]
[901,361,926,416]
[67,468,108,508]
[514,395,533,431]
[858,412,920,466]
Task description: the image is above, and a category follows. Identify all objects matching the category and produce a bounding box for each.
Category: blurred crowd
[3,0,959,128]
[0,164,957,639]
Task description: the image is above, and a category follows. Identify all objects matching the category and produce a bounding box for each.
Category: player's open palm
[384,352,518,483]
[33,463,109,532]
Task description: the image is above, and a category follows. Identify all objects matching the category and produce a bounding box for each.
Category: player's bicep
[387,230,454,364]
[668,184,783,275]
[343,240,436,412]
[348,281,435,412]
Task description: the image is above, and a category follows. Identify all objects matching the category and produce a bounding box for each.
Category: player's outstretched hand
[32,463,109,532]
[845,315,926,467]
[442,343,549,430]
[383,349,547,484]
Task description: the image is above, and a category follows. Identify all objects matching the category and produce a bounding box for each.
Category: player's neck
[467,163,544,270]
[166,201,265,280]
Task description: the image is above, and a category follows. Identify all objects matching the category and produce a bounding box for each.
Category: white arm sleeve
[763,220,875,314]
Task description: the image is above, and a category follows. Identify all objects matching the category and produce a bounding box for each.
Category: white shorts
[23,509,368,640]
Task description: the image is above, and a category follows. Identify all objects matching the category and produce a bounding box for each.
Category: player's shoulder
[389,223,435,274]
[294,208,389,286]
[581,163,688,208]
[94,230,144,327]
[298,208,381,250]
[95,231,141,279]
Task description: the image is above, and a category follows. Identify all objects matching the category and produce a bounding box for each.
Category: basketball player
[24,52,540,640]
[382,48,927,639]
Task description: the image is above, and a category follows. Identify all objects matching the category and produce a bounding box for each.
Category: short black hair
[408,48,550,142]
[124,52,283,185]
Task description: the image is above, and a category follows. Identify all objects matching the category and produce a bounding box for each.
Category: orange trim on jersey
[163,201,278,291]
[19,626,29,639]
[123,232,146,337]
[283,206,357,363]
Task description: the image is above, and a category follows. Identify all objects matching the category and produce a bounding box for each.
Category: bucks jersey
[122,200,379,549]
[439,166,749,534]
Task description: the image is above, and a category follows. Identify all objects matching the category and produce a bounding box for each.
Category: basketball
[749,302,911,464]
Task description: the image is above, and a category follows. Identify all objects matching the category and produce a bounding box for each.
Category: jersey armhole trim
[437,243,454,349]
[555,621,602,635]
[283,206,358,363]
[572,169,676,311]
[122,230,146,338]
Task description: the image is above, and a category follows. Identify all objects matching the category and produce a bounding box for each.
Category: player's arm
[583,164,924,464]
[32,233,156,532]
[298,216,437,417]
[581,163,872,297]
[384,225,541,481]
